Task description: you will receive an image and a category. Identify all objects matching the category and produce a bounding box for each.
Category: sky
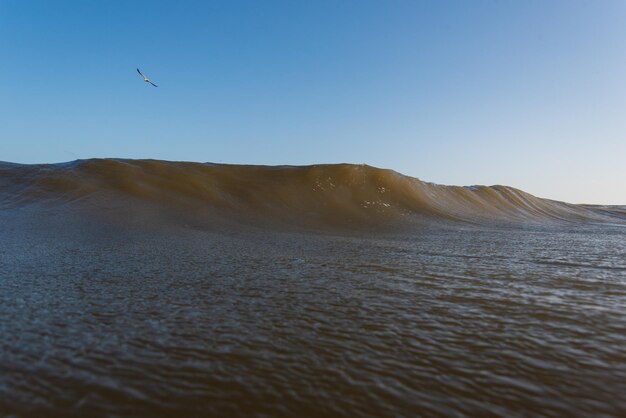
[1,0,625,204]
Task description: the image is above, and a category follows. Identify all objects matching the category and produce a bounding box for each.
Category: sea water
[1,212,625,417]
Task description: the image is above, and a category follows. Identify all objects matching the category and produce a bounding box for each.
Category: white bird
[136,68,158,87]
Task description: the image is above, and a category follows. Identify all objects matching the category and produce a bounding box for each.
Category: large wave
[0,159,622,228]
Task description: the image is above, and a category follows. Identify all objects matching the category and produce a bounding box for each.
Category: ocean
[1,159,625,417]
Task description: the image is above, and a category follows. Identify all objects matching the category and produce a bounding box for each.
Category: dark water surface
[1,210,625,417]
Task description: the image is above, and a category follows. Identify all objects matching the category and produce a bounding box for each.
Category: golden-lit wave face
[2,159,622,230]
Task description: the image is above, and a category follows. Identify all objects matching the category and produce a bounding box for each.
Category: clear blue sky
[1,0,625,204]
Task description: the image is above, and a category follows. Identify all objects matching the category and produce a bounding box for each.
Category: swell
[0,159,620,228]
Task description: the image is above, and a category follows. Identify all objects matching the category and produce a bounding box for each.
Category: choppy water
[1,210,625,417]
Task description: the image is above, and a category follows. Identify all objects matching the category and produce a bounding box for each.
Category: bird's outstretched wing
[137,68,146,78]
[148,81,158,87]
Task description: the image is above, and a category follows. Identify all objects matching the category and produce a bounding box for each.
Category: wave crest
[0,159,621,227]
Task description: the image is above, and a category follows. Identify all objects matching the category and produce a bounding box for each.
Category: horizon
[1,1,625,205]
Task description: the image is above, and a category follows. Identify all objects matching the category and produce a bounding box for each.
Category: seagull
[136,68,158,87]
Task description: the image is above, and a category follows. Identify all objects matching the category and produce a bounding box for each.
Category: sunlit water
[1,212,625,417]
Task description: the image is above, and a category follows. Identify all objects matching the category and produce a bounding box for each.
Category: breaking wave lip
[0,158,623,228]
